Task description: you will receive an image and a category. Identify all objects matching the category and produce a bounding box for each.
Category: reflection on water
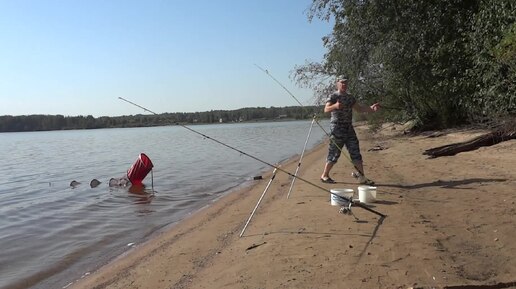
[0,120,328,289]
[128,184,155,205]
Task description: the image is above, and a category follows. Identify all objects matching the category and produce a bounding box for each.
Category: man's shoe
[358,175,375,185]
[321,177,336,184]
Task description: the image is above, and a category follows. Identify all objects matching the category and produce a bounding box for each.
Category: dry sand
[69,124,516,289]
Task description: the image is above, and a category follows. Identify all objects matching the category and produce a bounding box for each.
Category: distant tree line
[295,0,515,130]
[0,106,324,133]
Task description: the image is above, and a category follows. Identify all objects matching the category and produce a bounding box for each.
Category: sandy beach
[69,123,516,289]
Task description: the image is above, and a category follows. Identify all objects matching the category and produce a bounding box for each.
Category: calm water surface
[0,120,328,289]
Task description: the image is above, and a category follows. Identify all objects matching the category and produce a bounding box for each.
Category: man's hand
[370,103,380,112]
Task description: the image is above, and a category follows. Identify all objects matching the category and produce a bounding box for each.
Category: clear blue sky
[0,0,332,117]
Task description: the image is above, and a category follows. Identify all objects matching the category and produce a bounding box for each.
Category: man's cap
[337,75,348,82]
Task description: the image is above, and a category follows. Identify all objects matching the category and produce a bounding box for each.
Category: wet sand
[69,124,516,289]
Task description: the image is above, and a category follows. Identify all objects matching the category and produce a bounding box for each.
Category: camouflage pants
[326,123,362,164]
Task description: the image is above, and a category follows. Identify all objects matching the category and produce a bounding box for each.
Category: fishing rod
[118,97,385,218]
[254,64,369,180]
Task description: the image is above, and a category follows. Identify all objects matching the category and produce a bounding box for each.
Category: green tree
[296,0,514,130]
[466,0,516,120]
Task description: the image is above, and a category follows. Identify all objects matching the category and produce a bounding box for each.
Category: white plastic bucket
[358,186,377,203]
[330,189,354,206]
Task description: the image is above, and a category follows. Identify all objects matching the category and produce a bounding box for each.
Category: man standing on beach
[320,75,380,185]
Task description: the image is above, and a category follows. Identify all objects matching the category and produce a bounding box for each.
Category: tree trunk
[423,125,516,158]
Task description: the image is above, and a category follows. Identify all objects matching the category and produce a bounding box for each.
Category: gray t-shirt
[326,92,357,125]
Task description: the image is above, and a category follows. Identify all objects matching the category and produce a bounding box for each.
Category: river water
[0,120,328,289]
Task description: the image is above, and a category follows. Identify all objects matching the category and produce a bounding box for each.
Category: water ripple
[0,120,328,289]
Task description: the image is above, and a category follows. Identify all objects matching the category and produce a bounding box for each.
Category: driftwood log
[423,122,516,158]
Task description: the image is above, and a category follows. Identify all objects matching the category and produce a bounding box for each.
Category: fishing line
[118,97,385,218]
[254,64,367,178]
[357,79,402,111]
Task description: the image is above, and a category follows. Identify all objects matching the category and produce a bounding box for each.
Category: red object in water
[127,153,154,185]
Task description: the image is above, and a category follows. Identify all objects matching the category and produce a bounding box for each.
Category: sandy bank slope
[70,124,516,289]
